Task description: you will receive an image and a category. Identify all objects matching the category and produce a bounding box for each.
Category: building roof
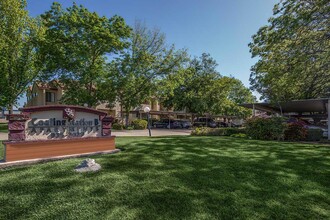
[241,98,329,114]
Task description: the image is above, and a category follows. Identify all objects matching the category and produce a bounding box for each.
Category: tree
[104,21,187,125]
[159,54,254,119]
[213,77,255,118]
[0,0,44,112]
[160,53,223,117]
[39,2,131,107]
[249,0,330,102]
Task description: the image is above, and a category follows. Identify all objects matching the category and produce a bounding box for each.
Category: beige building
[26,81,190,123]
[26,81,65,107]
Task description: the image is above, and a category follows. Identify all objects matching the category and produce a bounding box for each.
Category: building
[26,80,191,123]
[26,81,65,107]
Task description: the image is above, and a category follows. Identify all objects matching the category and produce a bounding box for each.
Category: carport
[241,98,330,140]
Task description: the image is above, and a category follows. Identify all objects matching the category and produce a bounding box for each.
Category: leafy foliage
[103,21,187,125]
[132,119,148,130]
[0,0,44,110]
[245,117,287,140]
[191,127,245,136]
[160,54,254,117]
[307,129,323,141]
[249,0,330,101]
[112,123,123,130]
[39,2,131,107]
[284,122,308,141]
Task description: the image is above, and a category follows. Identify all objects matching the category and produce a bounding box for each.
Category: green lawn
[0,123,8,132]
[0,136,329,219]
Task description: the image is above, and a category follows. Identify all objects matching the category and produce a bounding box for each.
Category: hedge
[245,117,287,140]
[132,119,148,130]
[191,127,245,136]
[112,123,123,130]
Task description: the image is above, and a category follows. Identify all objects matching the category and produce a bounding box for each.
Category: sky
[19,0,278,107]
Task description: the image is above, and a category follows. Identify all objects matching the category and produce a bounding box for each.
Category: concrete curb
[0,149,121,169]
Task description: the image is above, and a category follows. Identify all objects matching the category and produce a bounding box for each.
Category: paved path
[0,129,191,141]
[0,133,7,141]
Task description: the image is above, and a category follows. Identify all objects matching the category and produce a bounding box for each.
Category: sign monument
[4,105,115,162]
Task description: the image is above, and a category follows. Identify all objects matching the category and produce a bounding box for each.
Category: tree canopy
[0,0,44,111]
[103,21,187,124]
[39,2,131,107]
[249,0,330,102]
[159,53,254,118]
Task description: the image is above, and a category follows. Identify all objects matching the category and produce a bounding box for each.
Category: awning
[241,98,329,114]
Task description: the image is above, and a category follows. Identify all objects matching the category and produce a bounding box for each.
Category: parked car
[153,119,182,129]
[178,119,192,129]
[193,118,217,128]
[216,121,228,127]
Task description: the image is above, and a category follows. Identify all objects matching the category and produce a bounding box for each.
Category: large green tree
[0,0,44,112]
[160,54,254,118]
[104,22,187,125]
[249,0,330,102]
[39,2,131,107]
[160,53,222,116]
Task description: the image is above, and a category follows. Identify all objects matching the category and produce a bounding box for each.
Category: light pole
[144,107,151,137]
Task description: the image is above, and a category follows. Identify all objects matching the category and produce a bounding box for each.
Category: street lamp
[144,107,151,137]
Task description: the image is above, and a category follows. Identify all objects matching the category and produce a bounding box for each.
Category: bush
[230,133,247,138]
[284,122,307,141]
[307,129,323,141]
[225,128,246,135]
[132,119,148,130]
[245,117,287,140]
[191,127,245,136]
[126,126,134,130]
[112,123,123,130]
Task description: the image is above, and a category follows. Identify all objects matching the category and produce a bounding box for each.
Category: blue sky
[19,0,278,106]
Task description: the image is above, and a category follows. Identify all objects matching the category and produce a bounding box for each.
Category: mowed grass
[0,136,329,219]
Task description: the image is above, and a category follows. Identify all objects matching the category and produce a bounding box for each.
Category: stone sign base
[3,136,116,162]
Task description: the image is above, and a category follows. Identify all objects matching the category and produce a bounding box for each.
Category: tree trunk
[125,111,129,127]
[120,103,124,125]
[8,104,13,115]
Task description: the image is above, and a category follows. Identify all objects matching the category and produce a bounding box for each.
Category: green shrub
[132,119,148,130]
[126,126,134,130]
[284,122,307,141]
[245,117,287,140]
[307,129,323,141]
[191,127,245,136]
[225,128,246,135]
[230,133,247,138]
[112,123,123,130]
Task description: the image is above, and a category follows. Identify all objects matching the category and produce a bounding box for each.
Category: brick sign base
[3,136,115,162]
[4,105,116,162]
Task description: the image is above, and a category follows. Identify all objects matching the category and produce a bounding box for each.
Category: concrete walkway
[0,129,191,141]
[0,133,7,141]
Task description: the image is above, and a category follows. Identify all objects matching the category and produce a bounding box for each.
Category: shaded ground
[0,136,329,219]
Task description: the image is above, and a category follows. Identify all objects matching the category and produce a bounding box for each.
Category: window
[46,92,55,102]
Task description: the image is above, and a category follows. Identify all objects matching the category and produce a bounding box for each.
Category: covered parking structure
[241,98,330,140]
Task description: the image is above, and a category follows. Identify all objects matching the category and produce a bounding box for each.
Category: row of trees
[0,0,253,119]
